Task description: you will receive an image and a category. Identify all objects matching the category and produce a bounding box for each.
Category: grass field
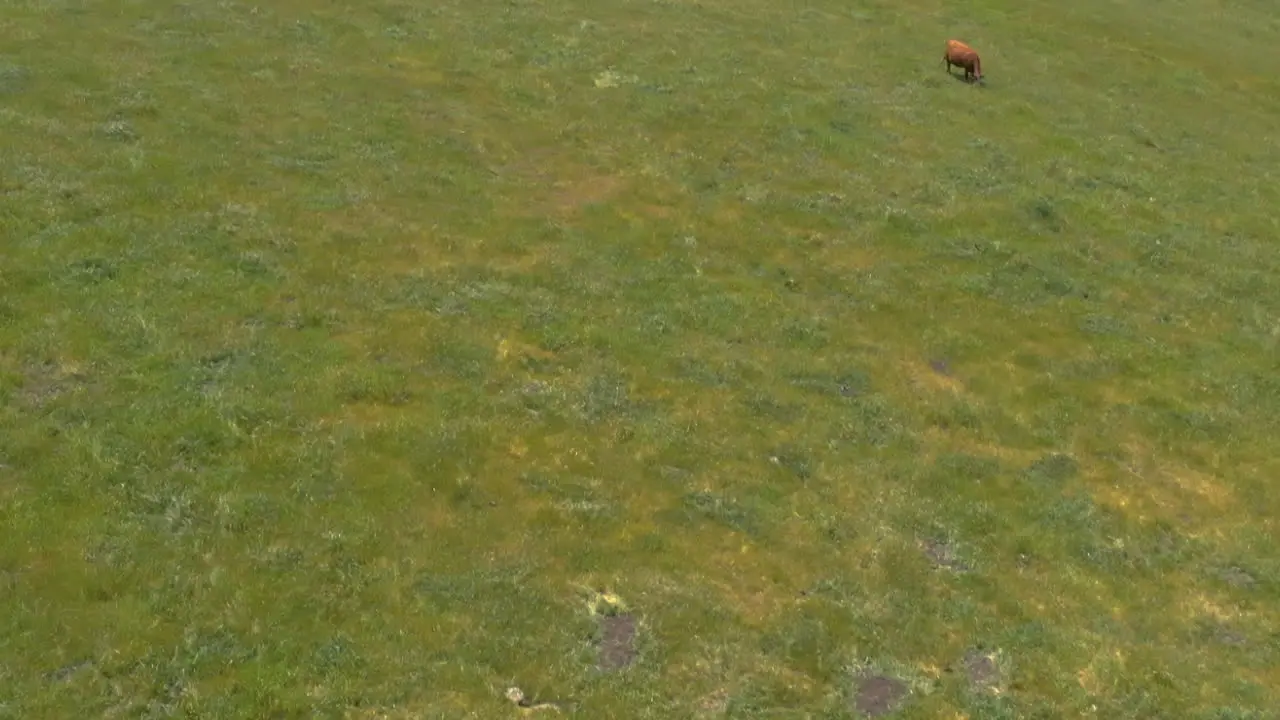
[3,0,1279,716]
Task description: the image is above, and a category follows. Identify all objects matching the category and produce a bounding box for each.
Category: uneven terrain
[2,0,1278,717]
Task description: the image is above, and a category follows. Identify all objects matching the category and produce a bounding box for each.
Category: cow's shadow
[945,70,985,86]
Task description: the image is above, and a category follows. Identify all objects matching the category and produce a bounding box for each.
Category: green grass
[3,0,1279,716]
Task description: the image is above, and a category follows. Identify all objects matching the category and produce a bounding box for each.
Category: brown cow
[944,39,983,83]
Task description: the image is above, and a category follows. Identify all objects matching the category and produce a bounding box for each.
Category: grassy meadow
[3,0,1279,716]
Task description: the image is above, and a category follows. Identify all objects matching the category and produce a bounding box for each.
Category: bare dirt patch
[921,538,971,572]
[852,674,908,717]
[598,613,638,671]
[961,649,1001,691]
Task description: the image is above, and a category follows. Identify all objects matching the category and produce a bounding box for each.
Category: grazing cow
[944,39,983,83]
